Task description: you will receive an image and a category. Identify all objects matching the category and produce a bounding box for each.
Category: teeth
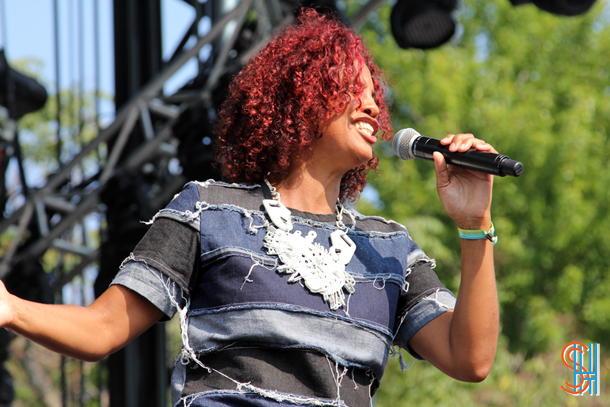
[355,121,375,136]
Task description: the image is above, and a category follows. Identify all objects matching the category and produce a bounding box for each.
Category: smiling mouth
[355,121,375,137]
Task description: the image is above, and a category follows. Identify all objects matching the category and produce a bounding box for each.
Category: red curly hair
[215,8,392,202]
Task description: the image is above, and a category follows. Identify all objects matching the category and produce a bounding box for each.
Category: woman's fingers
[441,133,498,154]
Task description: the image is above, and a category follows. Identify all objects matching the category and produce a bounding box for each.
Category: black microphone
[392,128,523,177]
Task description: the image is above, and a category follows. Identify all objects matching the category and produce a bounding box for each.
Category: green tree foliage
[352,0,610,404]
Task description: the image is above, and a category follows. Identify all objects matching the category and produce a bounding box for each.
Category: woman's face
[313,65,380,175]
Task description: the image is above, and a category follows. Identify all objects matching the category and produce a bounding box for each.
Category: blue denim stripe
[154,209,202,231]
[196,208,415,276]
[199,246,277,265]
[198,241,407,287]
[199,208,269,253]
[186,308,392,376]
[189,304,393,337]
[176,390,349,407]
[191,254,403,331]
[166,182,203,212]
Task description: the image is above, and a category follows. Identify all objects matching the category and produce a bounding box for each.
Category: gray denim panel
[393,289,456,359]
[397,259,448,315]
[112,261,184,319]
[182,348,373,406]
[195,180,269,211]
[131,217,200,294]
[186,307,392,377]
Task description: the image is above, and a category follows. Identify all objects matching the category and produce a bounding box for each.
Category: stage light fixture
[0,50,47,119]
[509,0,597,16]
[391,0,459,50]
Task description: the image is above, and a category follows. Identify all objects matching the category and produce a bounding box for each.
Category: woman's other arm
[408,133,499,382]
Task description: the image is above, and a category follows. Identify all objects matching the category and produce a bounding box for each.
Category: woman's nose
[359,93,379,118]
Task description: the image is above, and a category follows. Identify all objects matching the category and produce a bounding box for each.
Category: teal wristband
[458,222,498,245]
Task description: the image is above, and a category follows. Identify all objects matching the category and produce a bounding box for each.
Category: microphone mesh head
[392,128,421,160]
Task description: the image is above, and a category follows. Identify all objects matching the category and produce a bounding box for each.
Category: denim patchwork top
[112,180,455,407]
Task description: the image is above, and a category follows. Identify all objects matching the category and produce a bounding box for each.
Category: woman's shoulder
[169,179,267,211]
[346,206,407,235]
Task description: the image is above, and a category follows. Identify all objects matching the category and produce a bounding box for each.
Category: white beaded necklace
[262,179,356,310]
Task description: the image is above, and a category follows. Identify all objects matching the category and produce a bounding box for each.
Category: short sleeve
[111,261,185,320]
[393,290,455,359]
[127,182,202,295]
[392,258,456,359]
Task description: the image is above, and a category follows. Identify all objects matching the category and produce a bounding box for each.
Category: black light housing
[0,50,48,119]
[391,0,459,50]
[509,0,597,16]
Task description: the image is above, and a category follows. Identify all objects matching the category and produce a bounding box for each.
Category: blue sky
[2,1,114,98]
